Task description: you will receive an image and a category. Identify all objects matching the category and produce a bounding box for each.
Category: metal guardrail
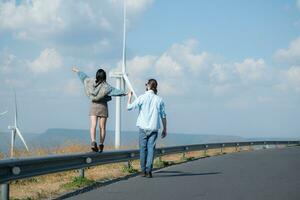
[0,140,299,199]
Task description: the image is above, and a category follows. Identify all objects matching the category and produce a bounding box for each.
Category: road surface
[67,146,300,200]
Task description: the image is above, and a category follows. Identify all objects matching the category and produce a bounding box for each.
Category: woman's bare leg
[90,116,98,142]
[99,117,107,144]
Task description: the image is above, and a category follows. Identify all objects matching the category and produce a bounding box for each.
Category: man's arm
[159,100,167,138]
[127,91,140,111]
[161,118,167,138]
[127,91,133,107]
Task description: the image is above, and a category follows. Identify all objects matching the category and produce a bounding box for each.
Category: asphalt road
[67,146,300,200]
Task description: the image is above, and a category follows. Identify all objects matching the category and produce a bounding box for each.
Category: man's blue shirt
[127,90,166,132]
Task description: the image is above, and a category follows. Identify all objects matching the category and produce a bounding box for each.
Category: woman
[72,67,127,152]
[127,79,167,178]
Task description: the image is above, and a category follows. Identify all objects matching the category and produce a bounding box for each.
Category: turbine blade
[0,111,8,116]
[122,0,127,75]
[123,74,137,99]
[14,90,18,127]
[15,127,29,151]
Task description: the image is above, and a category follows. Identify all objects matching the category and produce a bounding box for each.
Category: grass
[62,177,95,190]
[0,143,267,200]
[154,158,174,168]
[181,156,195,162]
[121,162,139,173]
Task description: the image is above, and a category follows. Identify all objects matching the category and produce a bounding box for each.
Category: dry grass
[2,144,248,200]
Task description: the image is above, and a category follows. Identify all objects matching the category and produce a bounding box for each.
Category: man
[127,79,167,178]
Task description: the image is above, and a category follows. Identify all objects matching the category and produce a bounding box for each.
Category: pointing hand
[72,66,79,73]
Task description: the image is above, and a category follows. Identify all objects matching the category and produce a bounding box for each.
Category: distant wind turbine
[8,91,29,158]
[110,0,137,149]
[0,111,8,116]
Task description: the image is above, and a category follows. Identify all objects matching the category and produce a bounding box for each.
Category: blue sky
[0,0,300,138]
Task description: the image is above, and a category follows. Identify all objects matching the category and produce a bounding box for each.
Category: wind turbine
[0,111,8,116]
[8,91,29,158]
[110,0,137,149]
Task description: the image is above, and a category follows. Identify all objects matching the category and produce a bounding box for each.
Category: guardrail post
[204,145,208,157]
[158,156,162,163]
[1,183,9,200]
[249,142,254,151]
[263,142,267,149]
[220,145,223,154]
[160,149,165,162]
[235,143,239,152]
[126,160,132,169]
[79,168,85,178]
[182,152,186,160]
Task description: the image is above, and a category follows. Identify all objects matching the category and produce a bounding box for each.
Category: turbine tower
[110,0,137,149]
[8,91,29,158]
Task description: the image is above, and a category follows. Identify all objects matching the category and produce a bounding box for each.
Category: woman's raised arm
[107,84,127,96]
[72,66,89,83]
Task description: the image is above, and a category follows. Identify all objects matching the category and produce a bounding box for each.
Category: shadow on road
[154,170,221,178]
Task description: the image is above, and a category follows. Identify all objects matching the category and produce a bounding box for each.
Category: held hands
[127,90,133,98]
[127,90,133,104]
[72,66,79,73]
[127,90,133,97]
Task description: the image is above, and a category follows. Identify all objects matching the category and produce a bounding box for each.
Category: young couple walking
[72,67,167,178]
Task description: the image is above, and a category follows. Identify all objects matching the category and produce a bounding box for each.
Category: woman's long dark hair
[147,79,158,94]
[95,69,106,84]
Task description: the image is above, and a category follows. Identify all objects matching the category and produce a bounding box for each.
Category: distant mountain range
[0,128,297,154]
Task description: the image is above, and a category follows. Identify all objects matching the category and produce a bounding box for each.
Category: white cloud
[208,63,236,95]
[127,0,154,11]
[274,37,300,65]
[28,48,63,74]
[127,55,157,76]
[158,80,185,96]
[297,0,300,9]
[116,0,154,14]
[0,51,17,74]
[234,58,266,82]
[121,39,216,96]
[164,39,213,74]
[209,63,232,83]
[122,39,272,97]
[285,66,300,92]
[152,39,215,83]
[273,66,300,93]
[155,54,182,78]
[272,37,300,93]
[0,0,154,41]
[0,0,64,39]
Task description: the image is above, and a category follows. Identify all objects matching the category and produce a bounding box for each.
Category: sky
[0,0,300,138]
